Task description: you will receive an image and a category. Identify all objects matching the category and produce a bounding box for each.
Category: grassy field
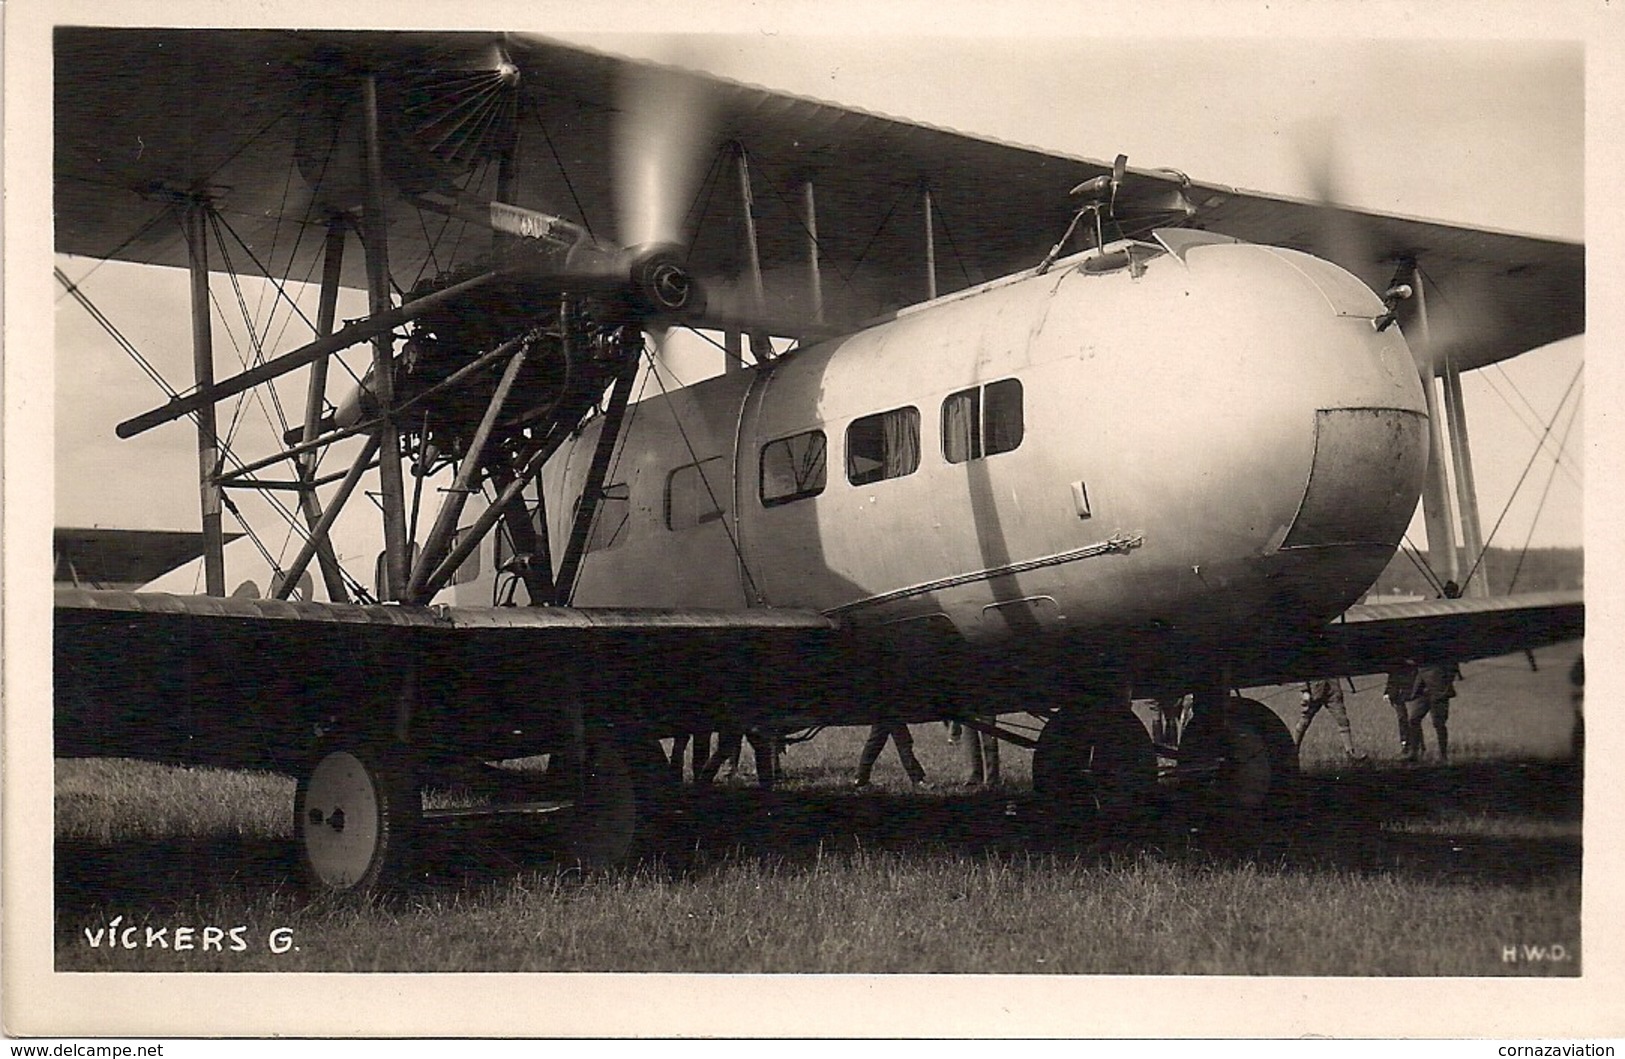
[54,646,1583,975]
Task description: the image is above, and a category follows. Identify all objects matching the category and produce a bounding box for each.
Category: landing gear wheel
[553,733,667,869]
[295,744,421,893]
[1179,696,1300,835]
[1032,704,1155,823]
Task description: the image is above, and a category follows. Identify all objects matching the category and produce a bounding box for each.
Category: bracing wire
[54,268,178,398]
[1397,534,1446,596]
[1461,363,1582,591]
[52,205,175,302]
[929,196,979,287]
[640,346,764,602]
[1507,419,1579,593]
[523,93,597,242]
[1483,365,1582,488]
[1502,382,1584,593]
[210,209,365,386]
[850,188,905,279]
[56,265,375,602]
[53,109,290,296]
[208,210,295,443]
[747,147,915,313]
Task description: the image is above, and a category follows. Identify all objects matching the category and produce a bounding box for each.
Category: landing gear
[549,730,673,869]
[1177,696,1300,834]
[1032,696,1156,823]
[294,743,422,893]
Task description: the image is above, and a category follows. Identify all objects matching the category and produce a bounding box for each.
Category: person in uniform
[853,722,928,788]
[1293,677,1366,760]
[1148,695,1190,749]
[668,732,712,783]
[699,727,779,787]
[1384,666,1419,759]
[1401,580,1464,763]
[960,717,1002,788]
[1405,661,1460,763]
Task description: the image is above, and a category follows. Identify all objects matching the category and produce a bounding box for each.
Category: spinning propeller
[1290,119,1460,362]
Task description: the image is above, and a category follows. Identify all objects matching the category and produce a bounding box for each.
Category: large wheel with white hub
[294,744,421,893]
[1032,702,1156,823]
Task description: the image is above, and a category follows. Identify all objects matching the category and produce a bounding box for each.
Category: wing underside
[54,588,848,772]
[55,587,1582,773]
[1234,590,1584,688]
[55,28,1582,365]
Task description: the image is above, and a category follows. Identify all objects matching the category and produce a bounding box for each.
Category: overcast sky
[51,20,1586,561]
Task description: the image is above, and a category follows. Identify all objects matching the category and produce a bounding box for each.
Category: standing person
[669,732,712,783]
[1385,665,1420,759]
[961,717,1002,788]
[699,728,778,787]
[852,722,928,788]
[1405,661,1460,763]
[1402,580,1464,763]
[1148,695,1189,749]
[1293,678,1366,761]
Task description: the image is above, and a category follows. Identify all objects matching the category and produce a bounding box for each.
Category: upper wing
[1187,188,1582,371]
[56,28,1581,360]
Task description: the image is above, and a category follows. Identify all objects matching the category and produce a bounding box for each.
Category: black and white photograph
[6,0,1619,1041]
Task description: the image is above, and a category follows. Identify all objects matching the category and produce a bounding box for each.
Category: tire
[295,743,421,893]
[552,732,669,869]
[1179,696,1301,835]
[1032,702,1156,823]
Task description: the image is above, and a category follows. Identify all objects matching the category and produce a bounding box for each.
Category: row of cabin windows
[370,378,1030,577]
[761,378,1024,507]
[584,378,1025,552]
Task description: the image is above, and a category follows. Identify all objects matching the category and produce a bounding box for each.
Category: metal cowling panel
[1281,407,1428,550]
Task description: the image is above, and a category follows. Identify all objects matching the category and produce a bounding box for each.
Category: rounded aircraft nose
[1177,243,1429,616]
[1039,238,1429,630]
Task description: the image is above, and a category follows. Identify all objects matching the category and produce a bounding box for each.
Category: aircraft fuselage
[536,233,1428,695]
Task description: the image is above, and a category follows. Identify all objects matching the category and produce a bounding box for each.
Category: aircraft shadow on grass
[53,757,1581,919]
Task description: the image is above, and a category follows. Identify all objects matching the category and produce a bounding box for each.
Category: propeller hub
[625,243,701,316]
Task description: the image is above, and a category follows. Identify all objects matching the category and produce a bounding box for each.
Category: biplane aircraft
[52,28,1584,891]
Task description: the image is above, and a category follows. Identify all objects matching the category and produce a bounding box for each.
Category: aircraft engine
[317,266,647,475]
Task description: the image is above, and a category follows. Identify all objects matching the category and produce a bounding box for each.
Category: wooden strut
[116,267,511,440]
[922,184,938,301]
[1441,340,1489,597]
[736,145,773,364]
[222,469,364,491]
[183,199,226,596]
[804,180,825,324]
[404,343,533,604]
[222,332,533,485]
[298,218,351,602]
[552,328,642,606]
[494,470,554,604]
[361,72,412,602]
[272,434,383,601]
[416,302,580,599]
[1411,264,1464,590]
